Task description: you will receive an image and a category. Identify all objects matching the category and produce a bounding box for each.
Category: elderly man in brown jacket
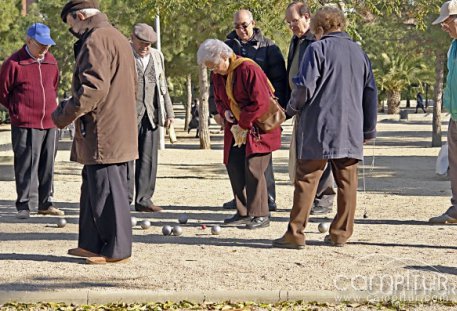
[52,0,138,264]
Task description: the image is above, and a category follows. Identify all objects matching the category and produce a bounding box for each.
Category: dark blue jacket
[287,32,377,160]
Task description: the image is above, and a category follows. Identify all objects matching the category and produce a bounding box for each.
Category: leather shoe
[86,256,130,264]
[223,213,251,225]
[310,205,332,215]
[272,236,305,249]
[135,204,162,212]
[222,199,236,209]
[68,247,98,257]
[429,207,457,224]
[37,206,65,216]
[324,235,345,247]
[246,216,270,229]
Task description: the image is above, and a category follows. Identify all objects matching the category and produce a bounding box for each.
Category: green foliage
[0,0,451,103]
[0,1,23,63]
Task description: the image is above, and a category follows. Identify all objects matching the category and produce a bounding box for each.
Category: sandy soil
[0,110,456,304]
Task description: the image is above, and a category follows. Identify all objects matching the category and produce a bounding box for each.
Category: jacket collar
[320,31,352,41]
[17,45,56,65]
[226,28,264,44]
[73,13,111,39]
[292,30,315,43]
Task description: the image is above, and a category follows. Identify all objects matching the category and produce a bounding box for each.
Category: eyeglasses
[285,16,305,26]
[206,63,219,71]
[30,39,51,52]
[442,15,457,26]
[234,20,252,30]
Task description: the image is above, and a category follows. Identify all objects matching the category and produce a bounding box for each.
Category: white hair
[78,8,100,18]
[197,39,233,65]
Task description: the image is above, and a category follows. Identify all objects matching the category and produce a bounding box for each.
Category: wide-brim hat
[27,23,56,46]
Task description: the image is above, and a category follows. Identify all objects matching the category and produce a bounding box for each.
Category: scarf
[225,54,275,121]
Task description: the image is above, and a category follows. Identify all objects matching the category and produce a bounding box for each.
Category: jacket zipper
[38,61,46,129]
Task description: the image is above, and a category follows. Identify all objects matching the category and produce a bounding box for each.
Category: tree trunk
[387,90,401,114]
[432,49,445,147]
[184,74,192,131]
[198,65,211,149]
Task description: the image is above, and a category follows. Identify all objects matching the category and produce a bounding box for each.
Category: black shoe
[310,205,332,215]
[224,213,251,225]
[222,199,236,210]
[272,237,305,249]
[246,216,270,229]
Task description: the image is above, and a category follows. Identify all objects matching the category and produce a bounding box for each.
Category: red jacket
[212,60,281,164]
[0,46,59,129]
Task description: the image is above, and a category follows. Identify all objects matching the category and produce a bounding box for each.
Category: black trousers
[127,115,159,207]
[11,126,57,211]
[79,163,132,259]
[226,144,270,217]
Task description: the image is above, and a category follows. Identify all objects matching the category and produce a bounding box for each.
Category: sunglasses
[234,20,253,30]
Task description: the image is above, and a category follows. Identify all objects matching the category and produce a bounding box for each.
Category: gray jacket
[287,32,377,161]
[134,47,174,128]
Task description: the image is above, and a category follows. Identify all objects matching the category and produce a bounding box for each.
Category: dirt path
[0,112,456,305]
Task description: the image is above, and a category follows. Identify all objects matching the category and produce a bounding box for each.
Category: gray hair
[234,9,254,22]
[197,39,233,65]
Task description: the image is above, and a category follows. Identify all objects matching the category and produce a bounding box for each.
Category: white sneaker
[16,210,30,219]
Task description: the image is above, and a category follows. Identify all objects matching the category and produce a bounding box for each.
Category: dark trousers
[265,157,276,202]
[226,144,270,217]
[284,158,358,245]
[11,126,57,211]
[79,163,132,259]
[314,163,336,208]
[127,116,159,207]
[416,103,426,113]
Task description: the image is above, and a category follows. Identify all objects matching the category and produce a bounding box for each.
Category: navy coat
[286,32,377,161]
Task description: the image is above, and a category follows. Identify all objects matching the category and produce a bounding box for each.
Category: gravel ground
[0,112,456,307]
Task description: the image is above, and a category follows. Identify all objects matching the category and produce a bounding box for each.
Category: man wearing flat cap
[430,0,457,224]
[52,0,138,264]
[127,23,175,213]
[0,23,63,220]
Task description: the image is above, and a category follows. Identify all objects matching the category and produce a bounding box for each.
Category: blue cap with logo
[27,23,56,46]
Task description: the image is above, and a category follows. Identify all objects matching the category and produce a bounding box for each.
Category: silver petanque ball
[178,214,188,224]
[57,218,67,228]
[131,217,138,227]
[172,225,183,236]
[140,220,151,230]
[318,222,330,233]
[162,225,172,236]
[211,225,221,235]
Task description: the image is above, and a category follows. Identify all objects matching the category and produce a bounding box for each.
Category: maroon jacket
[0,46,59,129]
[212,60,281,164]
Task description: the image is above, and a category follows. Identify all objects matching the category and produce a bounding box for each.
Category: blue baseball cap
[27,23,56,46]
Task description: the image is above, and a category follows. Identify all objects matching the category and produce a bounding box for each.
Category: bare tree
[184,74,192,131]
[198,64,211,149]
[432,49,445,147]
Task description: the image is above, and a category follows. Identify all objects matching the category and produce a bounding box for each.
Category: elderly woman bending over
[197,39,281,229]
